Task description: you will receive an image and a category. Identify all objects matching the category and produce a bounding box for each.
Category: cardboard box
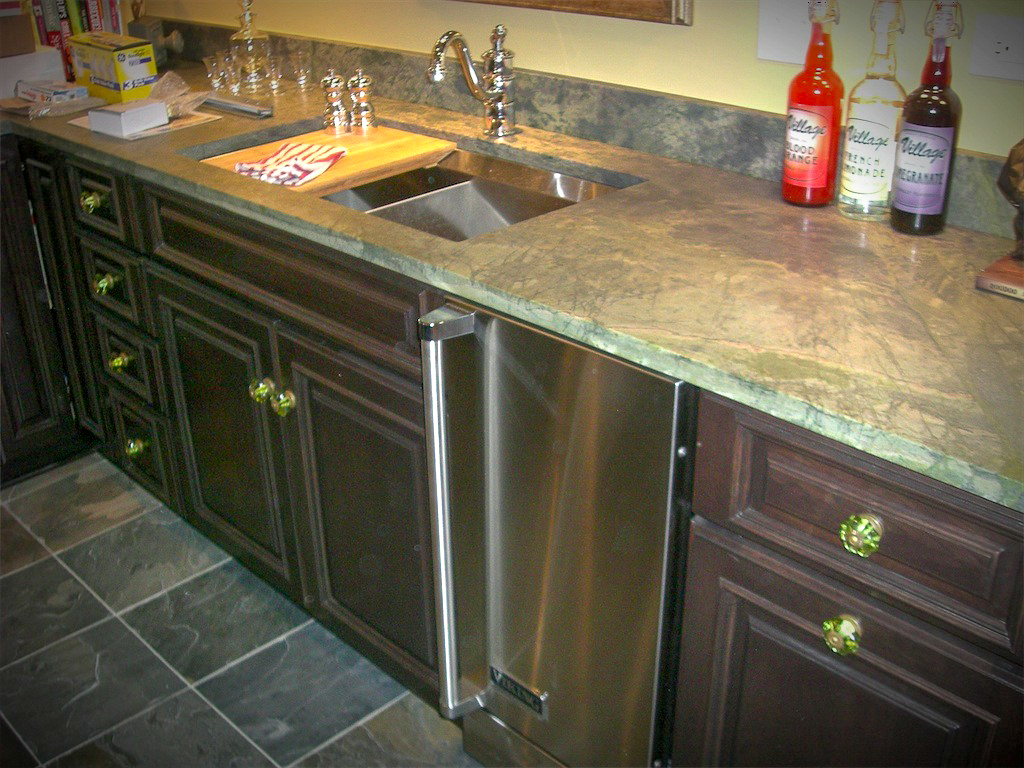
[15,79,89,102]
[0,14,35,58]
[88,98,168,137]
[69,32,157,102]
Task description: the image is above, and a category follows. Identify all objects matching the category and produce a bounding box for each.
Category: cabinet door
[672,518,1023,767]
[19,142,105,440]
[150,266,302,600]
[278,328,436,693]
[0,138,85,480]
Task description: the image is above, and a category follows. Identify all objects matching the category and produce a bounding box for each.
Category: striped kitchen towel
[235,142,347,187]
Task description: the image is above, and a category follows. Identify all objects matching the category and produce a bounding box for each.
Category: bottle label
[840,104,902,202]
[784,105,834,189]
[892,124,955,214]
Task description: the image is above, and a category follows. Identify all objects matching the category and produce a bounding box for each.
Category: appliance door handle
[419,305,486,719]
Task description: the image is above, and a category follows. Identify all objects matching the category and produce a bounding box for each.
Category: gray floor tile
[299,692,479,768]
[49,689,274,768]
[0,453,103,505]
[199,622,405,767]
[5,459,160,553]
[0,618,184,763]
[122,560,307,683]
[61,507,229,612]
[1,716,39,767]
[0,556,109,667]
[0,508,48,576]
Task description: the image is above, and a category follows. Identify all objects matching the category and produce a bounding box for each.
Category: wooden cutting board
[201,125,456,195]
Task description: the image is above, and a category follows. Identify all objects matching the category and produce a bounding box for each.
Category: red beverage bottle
[782,1,845,206]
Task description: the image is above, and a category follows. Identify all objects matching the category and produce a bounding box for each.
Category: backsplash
[169,20,1012,240]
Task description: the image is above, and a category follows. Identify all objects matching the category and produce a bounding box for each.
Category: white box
[15,79,89,102]
[87,98,168,138]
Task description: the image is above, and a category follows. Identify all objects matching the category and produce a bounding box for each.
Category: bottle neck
[865,42,897,78]
[804,22,834,71]
[921,42,952,87]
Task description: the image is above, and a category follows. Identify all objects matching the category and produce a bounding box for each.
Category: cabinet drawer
[673,518,1022,767]
[142,186,436,378]
[92,310,163,410]
[78,234,151,332]
[694,392,1023,661]
[67,159,137,247]
[105,388,178,508]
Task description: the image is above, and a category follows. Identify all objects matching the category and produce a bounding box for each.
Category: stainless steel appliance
[419,302,693,767]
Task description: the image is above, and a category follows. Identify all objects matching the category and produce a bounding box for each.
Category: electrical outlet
[969,13,1024,81]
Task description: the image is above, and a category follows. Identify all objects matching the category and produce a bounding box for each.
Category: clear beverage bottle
[838,0,906,220]
[891,0,963,235]
[782,0,844,207]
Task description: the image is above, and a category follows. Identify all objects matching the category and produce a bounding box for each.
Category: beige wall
[147,0,1023,157]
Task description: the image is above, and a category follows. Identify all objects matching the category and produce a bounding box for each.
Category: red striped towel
[235,142,347,187]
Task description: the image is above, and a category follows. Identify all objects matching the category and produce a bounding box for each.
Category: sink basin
[321,149,628,241]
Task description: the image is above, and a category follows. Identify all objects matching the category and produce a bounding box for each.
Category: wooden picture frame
[455,0,693,26]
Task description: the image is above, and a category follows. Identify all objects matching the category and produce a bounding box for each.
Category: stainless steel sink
[321,149,626,241]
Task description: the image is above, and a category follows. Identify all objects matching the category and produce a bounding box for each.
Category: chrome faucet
[427,24,518,138]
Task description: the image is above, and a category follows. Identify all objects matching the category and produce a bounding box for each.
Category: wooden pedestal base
[976,254,1024,300]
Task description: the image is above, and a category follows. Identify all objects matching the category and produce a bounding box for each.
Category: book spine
[65,0,83,34]
[83,0,99,30]
[976,274,1024,301]
[29,0,47,44]
[52,0,74,80]
[105,0,118,33]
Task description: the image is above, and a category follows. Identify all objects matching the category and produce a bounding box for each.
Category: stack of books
[28,0,123,81]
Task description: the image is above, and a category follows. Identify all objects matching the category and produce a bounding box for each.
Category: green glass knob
[92,272,121,296]
[248,377,276,403]
[839,513,884,558]
[79,189,108,215]
[270,389,296,418]
[107,351,134,373]
[124,437,150,458]
[822,614,862,656]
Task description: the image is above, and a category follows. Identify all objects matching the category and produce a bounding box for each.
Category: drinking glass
[288,43,313,89]
[265,55,284,91]
[202,55,224,90]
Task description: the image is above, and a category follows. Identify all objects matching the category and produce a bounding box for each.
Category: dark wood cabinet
[18,142,106,443]
[0,137,89,482]
[673,518,1022,767]
[673,393,1024,766]
[278,327,436,695]
[149,265,303,601]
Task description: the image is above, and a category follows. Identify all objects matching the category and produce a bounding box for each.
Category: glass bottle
[838,0,906,220]
[782,0,844,207]
[230,0,270,95]
[891,0,962,235]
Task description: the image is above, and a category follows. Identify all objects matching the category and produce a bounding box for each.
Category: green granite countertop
[4,73,1022,510]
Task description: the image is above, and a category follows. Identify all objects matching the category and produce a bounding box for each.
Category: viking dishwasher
[419,302,695,767]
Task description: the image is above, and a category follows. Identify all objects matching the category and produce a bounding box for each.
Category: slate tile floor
[0,453,478,767]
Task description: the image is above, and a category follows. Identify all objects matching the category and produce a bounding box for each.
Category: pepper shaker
[347,69,376,134]
[321,68,350,135]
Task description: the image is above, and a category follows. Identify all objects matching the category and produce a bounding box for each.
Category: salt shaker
[321,68,350,135]
[347,69,376,134]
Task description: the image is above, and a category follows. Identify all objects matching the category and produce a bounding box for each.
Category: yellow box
[69,32,158,102]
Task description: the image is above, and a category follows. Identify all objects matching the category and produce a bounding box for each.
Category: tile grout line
[282,690,411,768]
[112,555,233,616]
[0,454,105,505]
[0,708,42,767]
[1,545,229,671]
[190,617,316,688]
[39,690,191,767]
[48,552,286,768]
[2,506,281,768]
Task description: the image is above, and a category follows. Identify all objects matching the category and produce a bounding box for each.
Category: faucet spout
[427,25,519,138]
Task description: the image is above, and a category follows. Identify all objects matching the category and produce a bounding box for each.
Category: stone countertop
[4,72,1022,510]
